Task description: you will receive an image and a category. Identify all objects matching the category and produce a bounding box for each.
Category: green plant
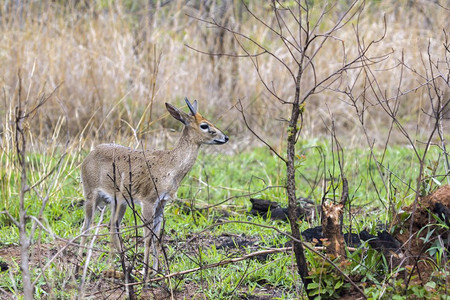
[364,277,441,300]
[306,254,351,299]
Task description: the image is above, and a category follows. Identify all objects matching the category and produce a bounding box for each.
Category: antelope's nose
[224,135,229,143]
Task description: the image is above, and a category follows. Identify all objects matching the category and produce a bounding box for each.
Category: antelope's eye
[200,123,209,131]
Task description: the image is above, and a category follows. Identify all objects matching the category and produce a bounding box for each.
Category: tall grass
[0,0,447,148]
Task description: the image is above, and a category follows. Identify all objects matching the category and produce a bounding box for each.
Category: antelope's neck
[171,127,201,176]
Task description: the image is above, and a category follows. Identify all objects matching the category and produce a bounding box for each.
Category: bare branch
[236,99,286,163]
[184,43,267,58]
[0,210,20,227]
[187,13,297,83]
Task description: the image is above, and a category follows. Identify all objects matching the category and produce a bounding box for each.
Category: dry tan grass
[0,0,448,149]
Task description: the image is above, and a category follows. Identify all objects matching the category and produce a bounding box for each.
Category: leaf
[310,288,320,296]
[420,228,436,243]
[431,177,441,186]
[308,282,319,289]
[425,281,436,291]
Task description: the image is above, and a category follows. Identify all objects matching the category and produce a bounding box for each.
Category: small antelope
[78,98,228,276]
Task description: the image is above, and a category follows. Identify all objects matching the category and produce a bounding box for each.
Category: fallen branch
[90,246,292,294]
[149,247,291,282]
[86,220,365,298]
[100,242,359,287]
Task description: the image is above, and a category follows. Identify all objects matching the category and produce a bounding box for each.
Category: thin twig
[236,99,286,163]
[78,208,106,299]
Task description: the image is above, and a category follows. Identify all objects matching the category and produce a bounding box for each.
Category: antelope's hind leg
[76,189,102,275]
[110,198,128,254]
[142,201,155,277]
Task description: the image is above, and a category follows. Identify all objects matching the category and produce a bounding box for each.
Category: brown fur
[77,99,228,277]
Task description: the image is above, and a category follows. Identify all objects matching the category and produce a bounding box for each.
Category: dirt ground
[394,185,450,282]
[0,232,291,299]
[1,186,448,299]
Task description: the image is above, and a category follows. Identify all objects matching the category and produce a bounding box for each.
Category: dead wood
[321,201,346,257]
[249,198,311,221]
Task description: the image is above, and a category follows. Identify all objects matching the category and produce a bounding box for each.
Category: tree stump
[321,201,346,257]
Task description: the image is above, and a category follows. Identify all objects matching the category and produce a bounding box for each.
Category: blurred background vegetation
[1,0,448,152]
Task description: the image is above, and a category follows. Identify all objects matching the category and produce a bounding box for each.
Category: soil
[0,232,290,299]
[394,185,450,282]
[1,187,448,299]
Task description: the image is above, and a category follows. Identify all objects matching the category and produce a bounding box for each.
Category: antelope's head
[166,98,229,145]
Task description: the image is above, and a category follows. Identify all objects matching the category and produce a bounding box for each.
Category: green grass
[0,141,448,298]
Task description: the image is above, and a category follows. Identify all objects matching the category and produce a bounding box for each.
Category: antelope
[78,98,229,277]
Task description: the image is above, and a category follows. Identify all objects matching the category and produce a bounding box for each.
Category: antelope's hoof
[102,269,125,279]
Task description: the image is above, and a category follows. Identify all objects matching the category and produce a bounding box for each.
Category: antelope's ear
[185,97,198,116]
[166,103,190,125]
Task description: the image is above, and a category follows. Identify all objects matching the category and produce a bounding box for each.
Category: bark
[16,102,34,299]
[321,202,346,257]
[321,178,348,257]
[285,68,312,297]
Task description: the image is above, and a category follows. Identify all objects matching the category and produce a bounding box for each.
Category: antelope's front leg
[142,193,169,278]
